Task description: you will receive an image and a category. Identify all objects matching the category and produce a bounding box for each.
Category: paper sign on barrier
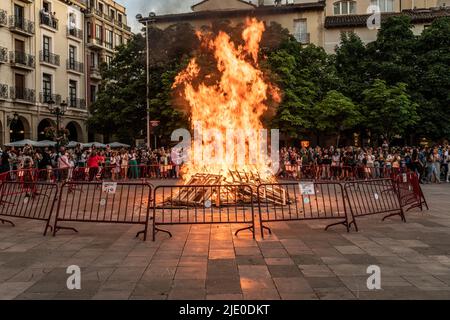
[102,182,117,194]
[299,183,315,196]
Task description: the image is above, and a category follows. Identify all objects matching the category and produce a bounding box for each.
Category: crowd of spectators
[279,144,450,183]
[1,142,449,183]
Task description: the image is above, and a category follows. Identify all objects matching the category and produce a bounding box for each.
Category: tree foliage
[90,16,450,145]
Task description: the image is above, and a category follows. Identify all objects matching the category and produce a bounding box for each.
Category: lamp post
[48,99,68,150]
[136,12,156,150]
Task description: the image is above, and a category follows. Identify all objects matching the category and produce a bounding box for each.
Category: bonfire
[171,18,285,206]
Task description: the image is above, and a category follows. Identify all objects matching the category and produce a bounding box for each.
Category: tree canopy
[89,17,450,146]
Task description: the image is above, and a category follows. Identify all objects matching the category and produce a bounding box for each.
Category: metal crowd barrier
[395,172,429,212]
[257,181,354,238]
[0,181,58,235]
[152,184,256,241]
[53,181,152,240]
[344,179,405,229]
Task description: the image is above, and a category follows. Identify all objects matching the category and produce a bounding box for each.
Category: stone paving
[0,182,449,300]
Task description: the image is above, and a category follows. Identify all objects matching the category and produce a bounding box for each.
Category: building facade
[0,0,132,146]
[84,0,132,114]
[0,0,89,146]
[140,0,450,53]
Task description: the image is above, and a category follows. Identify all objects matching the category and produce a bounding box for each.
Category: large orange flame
[173,18,280,181]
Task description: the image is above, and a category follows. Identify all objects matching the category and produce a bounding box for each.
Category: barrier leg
[260,224,272,238]
[235,225,254,238]
[382,211,406,223]
[325,220,350,232]
[0,218,15,227]
[53,224,79,235]
[153,227,172,241]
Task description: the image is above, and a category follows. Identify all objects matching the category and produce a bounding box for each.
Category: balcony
[39,92,61,105]
[10,86,35,104]
[40,51,60,67]
[104,14,113,22]
[0,9,7,27]
[90,65,102,80]
[87,38,104,50]
[10,51,35,70]
[0,47,8,64]
[9,16,35,36]
[0,84,8,100]
[68,97,86,110]
[40,11,58,31]
[67,59,84,74]
[294,33,310,45]
[67,26,83,41]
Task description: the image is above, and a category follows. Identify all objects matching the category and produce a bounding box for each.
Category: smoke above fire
[173,18,281,181]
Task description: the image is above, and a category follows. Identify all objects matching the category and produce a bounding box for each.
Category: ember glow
[173,18,281,182]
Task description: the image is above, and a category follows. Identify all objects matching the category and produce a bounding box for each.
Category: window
[15,73,25,99]
[333,1,356,15]
[14,4,24,21]
[90,85,97,103]
[115,33,122,47]
[43,36,51,62]
[105,29,113,49]
[69,12,76,29]
[90,52,98,68]
[43,1,51,13]
[95,24,102,40]
[293,19,309,44]
[104,55,112,66]
[118,13,122,23]
[69,45,76,68]
[43,73,52,102]
[98,2,104,13]
[370,0,394,12]
[110,9,115,19]
[69,80,77,106]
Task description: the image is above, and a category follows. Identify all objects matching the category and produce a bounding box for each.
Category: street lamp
[136,12,157,150]
[48,100,68,150]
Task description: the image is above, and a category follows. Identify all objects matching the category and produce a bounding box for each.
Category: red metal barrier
[344,179,405,227]
[152,184,256,241]
[0,181,58,235]
[396,172,429,212]
[53,181,152,240]
[257,181,354,238]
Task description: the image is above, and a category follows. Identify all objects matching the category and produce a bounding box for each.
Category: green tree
[334,32,369,103]
[366,16,417,86]
[314,90,361,147]
[267,37,339,140]
[88,34,147,143]
[362,79,419,143]
[414,17,450,140]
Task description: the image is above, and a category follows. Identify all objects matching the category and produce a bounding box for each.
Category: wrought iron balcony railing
[10,86,36,103]
[9,15,35,35]
[39,11,58,30]
[67,26,83,40]
[39,92,61,104]
[0,9,7,27]
[0,47,8,63]
[68,97,86,109]
[40,50,60,66]
[67,59,84,73]
[0,84,8,99]
[10,51,35,68]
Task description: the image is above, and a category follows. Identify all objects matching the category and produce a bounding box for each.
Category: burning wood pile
[166,171,290,207]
